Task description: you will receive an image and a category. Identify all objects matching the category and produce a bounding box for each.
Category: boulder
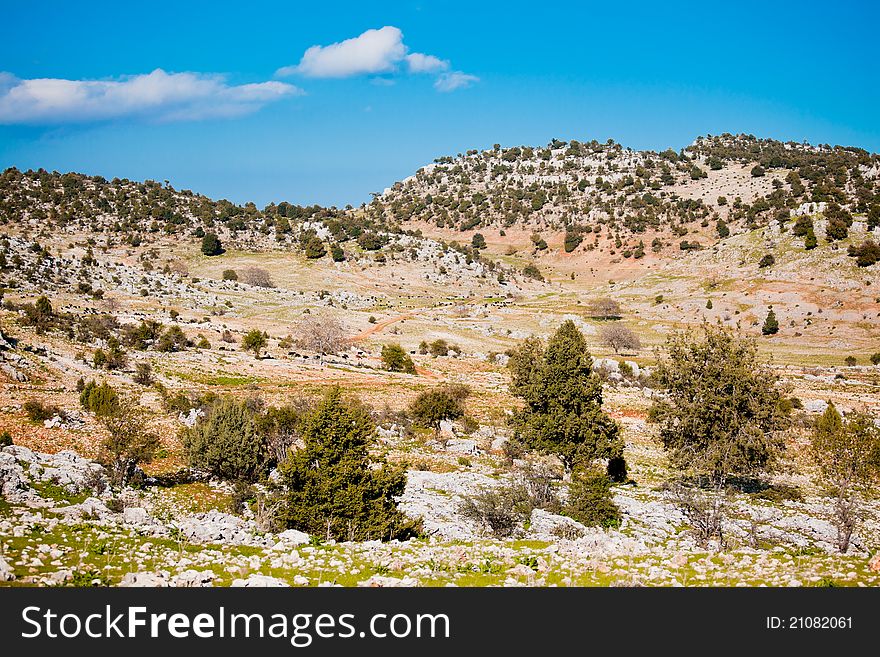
[120,571,170,587]
[527,509,588,541]
[803,399,829,414]
[357,575,419,587]
[122,507,152,525]
[231,574,289,587]
[171,569,215,587]
[0,555,15,581]
[276,529,310,545]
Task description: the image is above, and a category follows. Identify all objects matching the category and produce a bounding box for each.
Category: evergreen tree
[804,227,817,250]
[381,343,416,373]
[201,232,223,256]
[649,325,789,485]
[507,321,625,476]
[762,308,779,335]
[278,387,420,541]
[242,329,268,358]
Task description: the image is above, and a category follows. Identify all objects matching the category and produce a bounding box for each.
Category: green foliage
[758,253,775,268]
[564,467,621,528]
[522,263,543,281]
[79,380,120,417]
[811,404,880,552]
[303,235,327,259]
[563,231,583,253]
[201,232,223,256]
[649,325,789,485]
[23,399,60,422]
[750,165,765,177]
[409,383,470,431]
[871,353,880,366]
[222,269,238,281]
[804,227,817,250]
[507,321,624,474]
[100,399,160,487]
[0,431,12,447]
[762,309,779,335]
[330,243,345,262]
[705,299,713,310]
[242,329,268,358]
[381,343,416,374]
[183,397,270,482]
[133,362,153,386]
[277,387,420,542]
[471,233,486,249]
[847,239,880,267]
[428,339,449,356]
[156,325,188,352]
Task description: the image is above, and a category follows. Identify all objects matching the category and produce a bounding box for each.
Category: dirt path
[350,313,414,342]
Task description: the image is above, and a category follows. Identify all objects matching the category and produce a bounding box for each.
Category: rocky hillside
[367,134,880,253]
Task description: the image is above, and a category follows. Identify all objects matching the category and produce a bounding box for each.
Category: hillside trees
[242,329,268,359]
[409,383,470,433]
[100,399,160,487]
[201,232,223,256]
[381,343,416,373]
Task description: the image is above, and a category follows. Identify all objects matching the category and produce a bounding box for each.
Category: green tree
[507,321,625,477]
[649,324,790,486]
[804,227,817,250]
[79,380,120,416]
[303,236,326,259]
[471,233,487,249]
[100,399,160,487]
[201,232,223,256]
[811,404,880,552]
[762,308,779,335]
[330,243,345,262]
[409,383,470,432]
[242,329,268,359]
[750,165,765,177]
[381,343,416,374]
[564,467,621,528]
[183,397,269,482]
[278,387,420,541]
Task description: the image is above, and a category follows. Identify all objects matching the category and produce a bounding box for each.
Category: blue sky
[1,0,878,207]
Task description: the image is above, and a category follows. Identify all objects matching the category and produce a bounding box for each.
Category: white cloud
[0,68,301,124]
[278,26,474,91]
[434,71,479,93]
[405,53,449,74]
[279,26,406,78]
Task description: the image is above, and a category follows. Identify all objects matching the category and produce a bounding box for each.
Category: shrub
[871,353,880,366]
[277,387,420,542]
[847,239,880,267]
[428,339,449,357]
[240,267,275,288]
[458,485,530,538]
[330,244,345,262]
[201,232,223,256]
[183,397,270,482]
[0,431,12,447]
[522,263,543,281]
[409,383,470,432]
[222,269,238,281]
[844,356,857,367]
[750,165,765,177]
[716,219,730,238]
[156,325,188,352]
[100,399,160,487]
[79,380,120,417]
[564,467,621,528]
[23,399,60,422]
[471,233,486,249]
[381,343,416,373]
[758,253,775,268]
[133,362,153,386]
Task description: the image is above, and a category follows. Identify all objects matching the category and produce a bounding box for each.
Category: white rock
[0,555,15,581]
[276,529,310,545]
[357,575,419,587]
[231,574,289,587]
[120,571,170,587]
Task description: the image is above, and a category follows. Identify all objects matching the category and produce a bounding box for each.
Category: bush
[381,343,416,373]
[183,397,270,482]
[100,399,160,487]
[201,232,223,256]
[762,309,779,335]
[845,356,857,367]
[23,399,60,422]
[758,253,775,268]
[871,353,880,366]
[277,387,420,542]
[564,468,621,528]
[522,263,543,281]
[222,269,238,281]
[750,165,765,177]
[0,431,12,447]
[458,485,530,538]
[156,325,188,352]
[133,362,153,386]
[428,339,449,357]
[409,383,470,432]
[79,380,120,417]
